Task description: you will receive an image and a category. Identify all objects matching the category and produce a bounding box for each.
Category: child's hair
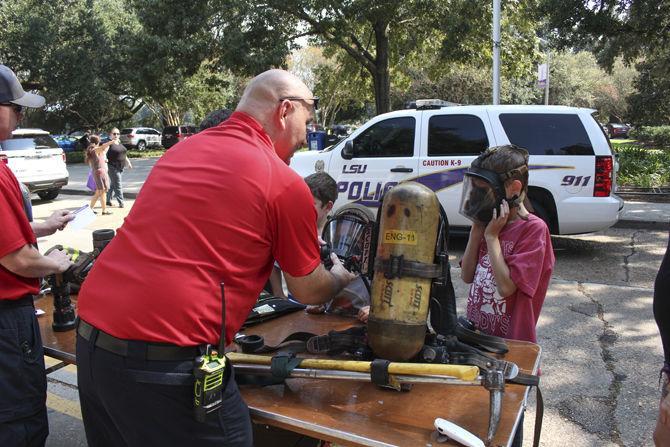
[304,172,338,205]
[85,135,101,164]
[473,144,530,196]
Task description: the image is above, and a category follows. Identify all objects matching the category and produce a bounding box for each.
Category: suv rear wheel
[528,188,558,234]
[37,188,60,201]
[137,140,146,151]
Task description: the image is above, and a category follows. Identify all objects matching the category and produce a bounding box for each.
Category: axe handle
[226,352,479,381]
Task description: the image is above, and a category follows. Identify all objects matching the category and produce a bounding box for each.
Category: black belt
[0,294,34,308]
[77,319,202,361]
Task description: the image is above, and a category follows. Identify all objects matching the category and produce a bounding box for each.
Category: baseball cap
[0,64,45,108]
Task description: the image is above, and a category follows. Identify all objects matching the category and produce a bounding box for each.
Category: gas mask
[459,165,525,224]
[321,204,375,275]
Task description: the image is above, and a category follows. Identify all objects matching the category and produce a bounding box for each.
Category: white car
[291,102,624,235]
[119,127,162,150]
[0,128,69,200]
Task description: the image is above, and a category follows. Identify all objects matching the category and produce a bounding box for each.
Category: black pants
[0,299,49,447]
[76,332,252,447]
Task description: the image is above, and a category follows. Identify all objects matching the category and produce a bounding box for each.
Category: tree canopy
[541,0,670,124]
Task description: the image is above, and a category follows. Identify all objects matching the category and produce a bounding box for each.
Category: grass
[613,140,670,188]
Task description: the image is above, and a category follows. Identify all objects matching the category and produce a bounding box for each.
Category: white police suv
[291,102,623,235]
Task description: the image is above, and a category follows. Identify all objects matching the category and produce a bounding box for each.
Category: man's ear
[325,201,334,213]
[275,100,291,130]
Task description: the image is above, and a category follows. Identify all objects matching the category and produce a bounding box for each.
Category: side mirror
[342,140,354,160]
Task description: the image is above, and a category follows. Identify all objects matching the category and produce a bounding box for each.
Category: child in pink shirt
[460,145,554,344]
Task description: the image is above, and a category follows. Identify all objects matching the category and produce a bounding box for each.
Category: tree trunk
[373,21,391,115]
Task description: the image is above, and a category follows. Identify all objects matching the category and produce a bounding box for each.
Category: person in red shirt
[0,64,73,447]
[75,69,356,447]
[460,145,555,447]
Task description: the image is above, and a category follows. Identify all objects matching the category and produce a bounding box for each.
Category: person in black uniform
[105,127,132,208]
[654,228,670,446]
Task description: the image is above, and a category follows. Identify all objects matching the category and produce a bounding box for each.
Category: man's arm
[31,210,74,237]
[269,265,287,299]
[0,244,72,278]
[284,253,356,305]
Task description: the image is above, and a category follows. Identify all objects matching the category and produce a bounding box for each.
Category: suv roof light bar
[411,99,460,110]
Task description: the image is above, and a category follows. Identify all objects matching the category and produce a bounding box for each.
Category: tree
[540,0,670,124]
[0,0,144,131]
[288,46,371,126]
[540,0,670,69]
[221,0,540,115]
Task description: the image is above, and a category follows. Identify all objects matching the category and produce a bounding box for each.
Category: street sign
[538,63,547,82]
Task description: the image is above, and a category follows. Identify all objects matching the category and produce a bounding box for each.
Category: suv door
[417,110,495,227]
[329,115,419,210]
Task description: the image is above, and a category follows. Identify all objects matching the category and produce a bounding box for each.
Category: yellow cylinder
[368,182,440,361]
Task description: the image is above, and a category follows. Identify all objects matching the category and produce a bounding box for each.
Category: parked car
[52,134,79,152]
[119,127,162,150]
[290,101,623,235]
[0,128,69,200]
[161,125,197,149]
[607,123,631,139]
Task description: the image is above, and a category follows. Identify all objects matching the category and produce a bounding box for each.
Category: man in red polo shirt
[0,64,73,447]
[76,69,356,446]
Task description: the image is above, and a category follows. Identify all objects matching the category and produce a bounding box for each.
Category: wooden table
[35,295,540,447]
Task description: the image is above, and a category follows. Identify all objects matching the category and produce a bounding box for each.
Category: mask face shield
[321,204,375,275]
[324,216,365,259]
[459,167,506,224]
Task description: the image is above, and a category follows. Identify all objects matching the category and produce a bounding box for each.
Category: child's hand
[485,199,510,241]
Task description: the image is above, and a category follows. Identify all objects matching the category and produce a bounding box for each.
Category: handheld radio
[193,282,227,422]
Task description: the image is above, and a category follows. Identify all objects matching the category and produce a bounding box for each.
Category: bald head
[236,69,316,163]
[236,69,311,121]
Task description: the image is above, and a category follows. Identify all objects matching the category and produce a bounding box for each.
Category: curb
[613,219,668,231]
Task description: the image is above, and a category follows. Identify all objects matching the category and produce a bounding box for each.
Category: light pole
[538,38,550,105]
[492,0,501,105]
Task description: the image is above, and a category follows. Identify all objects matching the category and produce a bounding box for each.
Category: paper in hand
[68,204,96,230]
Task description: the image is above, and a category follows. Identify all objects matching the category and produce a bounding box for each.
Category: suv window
[428,114,489,156]
[120,128,133,135]
[2,135,59,150]
[499,113,594,156]
[352,117,415,158]
[163,126,178,134]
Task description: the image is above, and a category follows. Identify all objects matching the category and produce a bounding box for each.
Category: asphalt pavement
[36,158,669,446]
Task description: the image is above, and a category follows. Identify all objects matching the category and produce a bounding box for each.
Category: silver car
[119,127,162,150]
